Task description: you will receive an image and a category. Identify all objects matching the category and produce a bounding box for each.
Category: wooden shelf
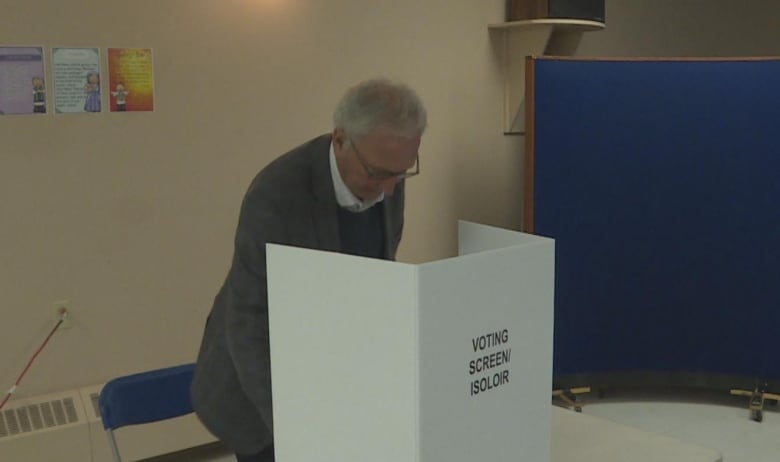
[489,18,605,31]
[489,19,605,134]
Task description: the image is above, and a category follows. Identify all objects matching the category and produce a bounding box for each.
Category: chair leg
[106,429,123,462]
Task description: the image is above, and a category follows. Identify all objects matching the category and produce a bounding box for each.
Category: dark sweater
[337,203,385,259]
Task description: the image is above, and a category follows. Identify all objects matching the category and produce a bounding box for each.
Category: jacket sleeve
[222,188,285,431]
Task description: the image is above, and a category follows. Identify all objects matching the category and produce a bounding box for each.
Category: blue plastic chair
[98,363,196,462]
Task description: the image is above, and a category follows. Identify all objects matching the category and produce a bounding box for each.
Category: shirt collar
[329,141,384,212]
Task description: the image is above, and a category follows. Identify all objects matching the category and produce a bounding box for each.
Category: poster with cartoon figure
[0,46,47,115]
[83,70,101,112]
[107,48,154,112]
[32,76,47,113]
[110,82,129,111]
[52,47,102,113]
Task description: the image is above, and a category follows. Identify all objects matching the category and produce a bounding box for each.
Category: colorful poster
[0,46,47,115]
[52,47,102,113]
[107,48,154,112]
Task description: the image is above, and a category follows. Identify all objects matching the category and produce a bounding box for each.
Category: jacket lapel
[310,135,341,253]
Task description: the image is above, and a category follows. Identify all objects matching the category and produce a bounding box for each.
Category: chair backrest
[98,363,196,462]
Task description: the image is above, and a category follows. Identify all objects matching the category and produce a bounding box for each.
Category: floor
[143,442,234,462]
[578,388,780,462]
[147,389,780,462]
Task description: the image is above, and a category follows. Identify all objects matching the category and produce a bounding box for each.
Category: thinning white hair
[333,78,427,144]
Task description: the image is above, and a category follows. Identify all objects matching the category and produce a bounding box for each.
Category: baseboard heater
[0,384,217,462]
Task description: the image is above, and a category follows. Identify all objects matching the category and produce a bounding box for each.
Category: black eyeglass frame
[349,138,420,181]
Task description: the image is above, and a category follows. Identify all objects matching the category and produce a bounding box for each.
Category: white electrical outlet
[52,300,72,329]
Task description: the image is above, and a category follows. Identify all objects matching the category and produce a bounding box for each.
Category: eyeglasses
[349,138,420,180]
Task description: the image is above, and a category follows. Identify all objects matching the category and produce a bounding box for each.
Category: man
[191,78,427,462]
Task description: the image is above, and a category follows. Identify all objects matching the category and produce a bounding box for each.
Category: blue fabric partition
[525,57,780,390]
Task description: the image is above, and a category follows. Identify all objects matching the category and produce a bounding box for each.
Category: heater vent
[0,383,217,461]
[0,397,80,439]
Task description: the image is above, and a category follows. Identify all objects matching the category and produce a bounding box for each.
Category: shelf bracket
[489,19,605,135]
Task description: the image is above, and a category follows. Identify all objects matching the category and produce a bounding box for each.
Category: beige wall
[0,0,516,398]
[2,0,780,400]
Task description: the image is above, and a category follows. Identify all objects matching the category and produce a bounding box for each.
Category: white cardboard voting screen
[267,221,554,462]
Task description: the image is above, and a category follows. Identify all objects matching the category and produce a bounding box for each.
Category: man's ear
[332,128,346,152]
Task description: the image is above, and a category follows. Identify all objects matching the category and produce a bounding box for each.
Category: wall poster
[0,46,47,115]
[52,47,102,114]
[107,48,154,112]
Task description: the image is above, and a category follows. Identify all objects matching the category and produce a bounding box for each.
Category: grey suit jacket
[191,134,405,455]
